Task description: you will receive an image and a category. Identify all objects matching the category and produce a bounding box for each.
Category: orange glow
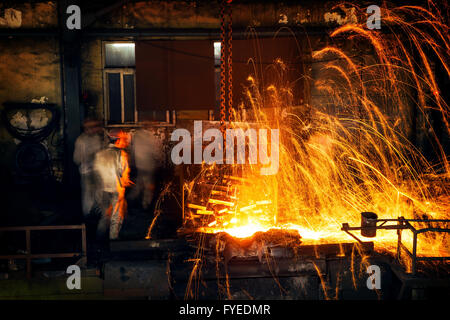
[178,2,449,267]
[115,131,132,220]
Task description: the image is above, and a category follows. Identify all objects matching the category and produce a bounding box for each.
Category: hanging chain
[226,0,233,123]
[219,0,227,134]
[220,0,233,133]
[220,0,234,175]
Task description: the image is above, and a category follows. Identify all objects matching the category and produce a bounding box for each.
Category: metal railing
[0,224,87,279]
[342,217,450,275]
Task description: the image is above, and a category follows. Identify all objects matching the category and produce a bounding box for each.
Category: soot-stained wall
[0,0,429,184]
[0,37,63,177]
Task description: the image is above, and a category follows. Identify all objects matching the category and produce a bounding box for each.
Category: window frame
[102,41,137,126]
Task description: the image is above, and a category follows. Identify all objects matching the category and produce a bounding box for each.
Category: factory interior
[0,0,448,302]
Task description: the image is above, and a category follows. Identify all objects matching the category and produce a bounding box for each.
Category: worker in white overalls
[94,129,131,241]
[73,118,104,217]
[129,120,164,210]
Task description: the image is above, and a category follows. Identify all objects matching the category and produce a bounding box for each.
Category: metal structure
[105,238,376,299]
[0,224,87,279]
[342,215,450,275]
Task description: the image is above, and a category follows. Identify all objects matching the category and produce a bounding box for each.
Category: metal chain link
[227,0,233,123]
[219,0,227,134]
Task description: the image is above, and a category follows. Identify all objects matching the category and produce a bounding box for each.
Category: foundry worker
[73,118,103,217]
[129,117,164,210]
[94,129,132,241]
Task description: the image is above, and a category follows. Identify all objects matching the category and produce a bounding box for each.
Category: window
[104,42,136,125]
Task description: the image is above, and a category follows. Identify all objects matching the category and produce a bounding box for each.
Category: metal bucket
[361,212,378,237]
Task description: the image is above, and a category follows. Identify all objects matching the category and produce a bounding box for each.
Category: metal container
[361,212,378,237]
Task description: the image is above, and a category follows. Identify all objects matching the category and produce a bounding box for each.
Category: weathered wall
[0,36,63,175]
[80,0,369,123]
[0,0,420,177]
[80,38,104,120]
[0,1,57,29]
[91,0,364,29]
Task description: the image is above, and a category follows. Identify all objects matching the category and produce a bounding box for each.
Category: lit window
[104,42,136,124]
[105,43,135,68]
[214,41,221,67]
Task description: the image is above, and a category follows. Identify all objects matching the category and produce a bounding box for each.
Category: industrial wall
[0,0,427,189]
[0,2,62,179]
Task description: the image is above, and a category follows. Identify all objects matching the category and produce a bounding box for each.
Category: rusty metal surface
[99,237,450,299]
[108,238,326,279]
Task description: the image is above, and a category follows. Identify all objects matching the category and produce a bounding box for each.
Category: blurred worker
[130,119,164,210]
[73,118,103,217]
[94,129,132,241]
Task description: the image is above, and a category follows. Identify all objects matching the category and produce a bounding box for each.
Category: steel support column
[59,0,82,186]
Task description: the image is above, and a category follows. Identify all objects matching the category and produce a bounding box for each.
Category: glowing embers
[180,165,348,242]
[200,230,374,264]
[205,229,302,263]
[180,166,281,239]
